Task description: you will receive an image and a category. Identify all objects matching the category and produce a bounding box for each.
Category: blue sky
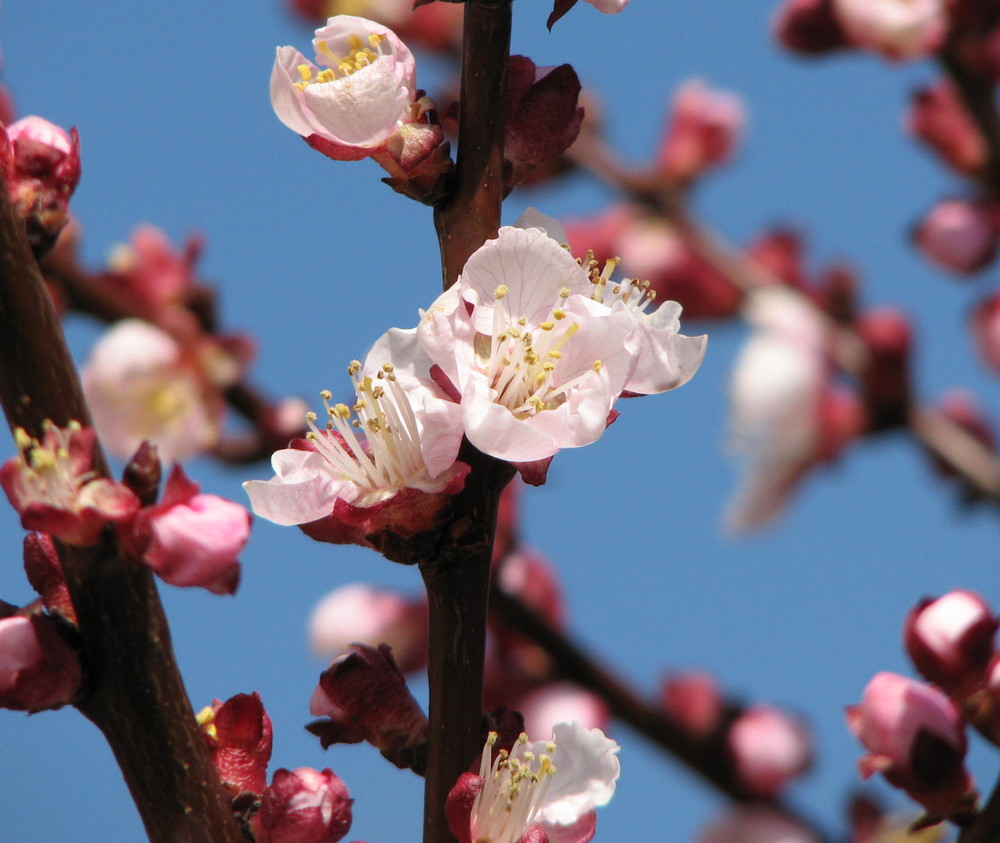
[1,1,999,841]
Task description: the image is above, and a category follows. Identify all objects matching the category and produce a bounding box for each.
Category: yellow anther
[316,40,338,62]
[369,32,385,48]
[320,389,333,400]
[593,360,603,372]
[543,361,555,372]
[372,386,385,399]
[339,62,353,75]
[296,64,313,82]
[293,81,307,92]
[518,317,527,326]
[333,403,352,419]
[559,287,571,298]
[553,309,567,320]
[14,427,31,450]
[348,361,361,375]
[382,363,394,373]
[305,411,319,422]
[487,732,499,746]
[547,350,562,359]
[195,706,218,738]
[539,321,554,331]
[494,284,509,299]
[348,34,364,50]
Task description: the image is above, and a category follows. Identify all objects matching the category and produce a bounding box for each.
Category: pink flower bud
[123,464,250,595]
[832,0,947,60]
[657,80,744,184]
[308,643,428,768]
[772,0,851,55]
[270,16,417,160]
[661,671,723,737]
[197,692,273,795]
[23,532,75,622]
[695,806,821,843]
[912,199,1000,275]
[746,228,807,289]
[728,706,812,797]
[0,422,140,546]
[970,290,1000,374]
[0,115,80,256]
[846,672,977,821]
[255,767,353,843]
[905,590,998,699]
[907,81,987,175]
[0,610,81,712]
[308,583,428,674]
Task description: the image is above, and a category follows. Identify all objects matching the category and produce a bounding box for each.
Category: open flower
[417,223,705,464]
[244,340,467,562]
[270,15,417,159]
[0,422,139,545]
[447,722,620,843]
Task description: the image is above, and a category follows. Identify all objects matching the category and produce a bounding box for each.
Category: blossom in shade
[913,199,1000,276]
[307,643,428,770]
[516,682,610,737]
[726,288,863,532]
[728,706,813,797]
[695,806,821,843]
[244,341,467,562]
[832,0,947,60]
[447,722,620,843]
[82,319,237,463]
[846,672,977,821]
[0,608,81,712]
[585,0,630,12]
[970,290,1000,375]
[906,81,988,176]
[772,0,851,55]
[905,590,998,700]
[0,421,139,546]
[0,115,81,256]
[255,767,353,843]
[417,223,705,464]
[657,79,745,184]
[308,583,427,673]
[124,465,250,595]
[197,692,273,795]
[270,16,416,159]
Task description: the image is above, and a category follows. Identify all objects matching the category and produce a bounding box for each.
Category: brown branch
[488,587,836,843]
[939,47,1000,198]
[418,3,513,842]
[0,183,242,841]
[959,769,1000,843]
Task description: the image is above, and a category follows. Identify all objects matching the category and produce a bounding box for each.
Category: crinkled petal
[623,300,707,394]
[533,723,620,827]
[243,449,349,526]
[270,47,323,137]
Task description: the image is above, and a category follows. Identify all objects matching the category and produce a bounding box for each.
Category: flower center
[471,732,557,843]
[13,421,90,509]
[483,285,602,419]
[293,33,388,91]
[305,360,426,493]
[581,251,657,314]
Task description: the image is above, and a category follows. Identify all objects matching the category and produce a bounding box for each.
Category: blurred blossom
[847,672,977,821]
[657,79,744,184]
[82,319,236,463]
[970,290,1000,374]
[270,16,417,159]
[772,0,851,55]
[516,682,609,736]
[0,115,81,256]
[255,767,353,843]
[1,422,139,546]
[308,583,427,673]
[0,609,81,712]
[905,590,998,700]
[912,199,1000,275]
[585,0,630,12]
[197,692,273,795]
[832,0,947,60]
[447,722,620,843]
[906,81,987,175]
[244,336,468,563]
[726,288,862,532]
[728,706,813,797]
[695,805,821,843]
[927,390,998,496]
[855,308,912,432]
[123,465,250,595]
[661,671,723,736]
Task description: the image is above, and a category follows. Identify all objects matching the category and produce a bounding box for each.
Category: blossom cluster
[246,214,705,553]
[847,589,1000,825]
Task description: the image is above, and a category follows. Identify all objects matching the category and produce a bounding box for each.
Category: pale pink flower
[832,0,947,60]
[125,465,250,595]
[516,683,609,737]
[0,422,139,546]
[82,319,229,463]
[418,222,704,463]
[448,722,620,843]
[728,706,812,797]
[244,339,467,560]
[0,611,82,712]
[726,288,861,532]
[270,15,417,158]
